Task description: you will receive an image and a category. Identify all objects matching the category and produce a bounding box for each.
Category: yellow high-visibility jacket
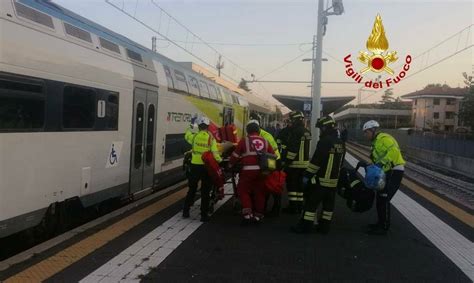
[185,128,222,165]
[259,129,280,160]
[371,132,405,172]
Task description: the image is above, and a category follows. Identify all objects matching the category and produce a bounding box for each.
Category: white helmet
[363,120,380,131]
[247,119,260,126]
[197,116,210,126]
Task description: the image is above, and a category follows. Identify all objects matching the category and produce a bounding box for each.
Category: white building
[401,86,468,132]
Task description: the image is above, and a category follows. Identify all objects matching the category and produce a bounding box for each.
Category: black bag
[338,167,374,213]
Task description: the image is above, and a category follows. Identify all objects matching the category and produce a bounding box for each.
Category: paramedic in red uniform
[229,120,275,225]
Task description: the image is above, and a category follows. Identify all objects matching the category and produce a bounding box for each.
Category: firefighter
[281,111,311,214]
[291,116,345,234]
[183,116,222,222]
[249,113,281,216]
[360,120,405,235]
[229,120,275,224]
[276,119,292,153]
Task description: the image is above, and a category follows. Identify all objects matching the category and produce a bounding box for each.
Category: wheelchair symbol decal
[109,144,118,165]
[106,141,123,168]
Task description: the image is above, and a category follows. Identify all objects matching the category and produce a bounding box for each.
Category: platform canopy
[272,94,355,115]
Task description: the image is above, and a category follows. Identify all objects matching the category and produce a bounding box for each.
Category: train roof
[18,0,186,70]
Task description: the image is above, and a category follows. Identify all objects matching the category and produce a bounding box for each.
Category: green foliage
[459,85,474,128]
[380,88,395,104]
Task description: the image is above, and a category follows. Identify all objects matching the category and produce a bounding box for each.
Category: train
[0,0,276,239]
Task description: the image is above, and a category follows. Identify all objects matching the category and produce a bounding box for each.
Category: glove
[190,115,197,125]
[302,176,309,186]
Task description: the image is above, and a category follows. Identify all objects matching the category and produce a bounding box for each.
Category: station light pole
[310,0,344,153]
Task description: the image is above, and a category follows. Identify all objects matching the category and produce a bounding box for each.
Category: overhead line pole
[311,0,325,153]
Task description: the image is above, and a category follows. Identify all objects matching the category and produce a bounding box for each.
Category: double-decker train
[0,0,275,239]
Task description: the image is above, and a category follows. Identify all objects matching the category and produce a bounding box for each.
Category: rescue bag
[364,164,386,191]
[219,124,239,143]
[264,170,286,194]
[337,167,375,213]
[208,122,222,143]
[202,151,225,200]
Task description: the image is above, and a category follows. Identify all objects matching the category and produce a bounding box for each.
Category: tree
[238,78,251,92]
[380,88,395,104]
[459,73,474,128]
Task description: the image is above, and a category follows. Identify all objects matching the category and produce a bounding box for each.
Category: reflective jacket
[371,132,405,172]
[276,126,290,154]
[283,123,311,169]
[229,133,275,171]
[185,128,222,165]
[260,129,280,160]
[304,129,345,188]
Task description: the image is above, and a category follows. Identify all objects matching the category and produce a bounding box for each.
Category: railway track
[346,142,474,210]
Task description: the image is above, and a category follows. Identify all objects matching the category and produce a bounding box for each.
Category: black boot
[182,208,190,218]
[290,219,313,234]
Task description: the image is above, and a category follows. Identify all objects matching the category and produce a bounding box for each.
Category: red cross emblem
[252,139,264,151]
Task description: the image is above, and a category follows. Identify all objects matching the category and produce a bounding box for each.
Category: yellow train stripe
[4,189,187,283]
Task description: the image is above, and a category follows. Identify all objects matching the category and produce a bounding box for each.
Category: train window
[64,22,92,43]
[239,97,246,106]
[208,84,219,101]
[165,133,191,162]
[106,93,119,129]
[163,65,175,89]
[215,87,223,102]
[14,2,54,29]
[231,95,239,105]
[199,81,210,98]
[99,37,121,54]
[187,76,200,96]
[134,103,144,169]
[223,89,233,104]
[173,70,189,93]
[62,86,96,129]
[146,104,155,165]
[0,78,45,131]
[126,49,143,62]
[223,107,234,125]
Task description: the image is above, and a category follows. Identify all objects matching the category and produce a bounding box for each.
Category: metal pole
[310,0,324,153]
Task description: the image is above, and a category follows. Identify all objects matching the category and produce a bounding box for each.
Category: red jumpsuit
[229,133,275,218]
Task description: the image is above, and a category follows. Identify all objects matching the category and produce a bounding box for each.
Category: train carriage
[0,0,262,239]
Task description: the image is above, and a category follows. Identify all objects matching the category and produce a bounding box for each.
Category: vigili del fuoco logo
[344,14,412,89]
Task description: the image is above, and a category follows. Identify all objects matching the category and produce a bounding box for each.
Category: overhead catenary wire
[149,0,254,78]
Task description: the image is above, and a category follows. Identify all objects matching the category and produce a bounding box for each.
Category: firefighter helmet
[316,116,336,128]
[289,111,304,120]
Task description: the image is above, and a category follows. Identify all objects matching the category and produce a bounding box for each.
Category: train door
[130,87,158,194]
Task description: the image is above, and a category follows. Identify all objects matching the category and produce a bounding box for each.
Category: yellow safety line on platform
[347,146,474,228]
[4,189,187,283]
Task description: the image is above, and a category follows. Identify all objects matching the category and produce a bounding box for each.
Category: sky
[54,0,473,108]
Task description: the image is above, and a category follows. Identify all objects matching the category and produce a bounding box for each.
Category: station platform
[0,153,472,282]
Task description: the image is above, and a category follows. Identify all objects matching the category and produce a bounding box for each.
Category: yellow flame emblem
[358,14,398,75]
